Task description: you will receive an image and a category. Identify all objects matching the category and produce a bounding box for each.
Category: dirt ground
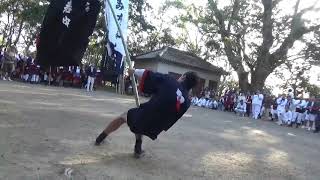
[0,81,319,180]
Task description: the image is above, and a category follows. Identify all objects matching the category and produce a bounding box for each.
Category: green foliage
[274,60,312,96]
[129,0,154,31]
[304,30,320,66]
[164,0,320,91]
[0,0,48,53]
[127,0,178,56]
[305,84,320,97]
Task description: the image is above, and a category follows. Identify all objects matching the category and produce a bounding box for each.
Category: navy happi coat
[127,70,191,140]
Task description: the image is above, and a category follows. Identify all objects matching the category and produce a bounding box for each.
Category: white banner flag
[105,0,129,74]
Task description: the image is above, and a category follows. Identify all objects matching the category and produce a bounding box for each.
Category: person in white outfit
[252,91,264,119]
[205,99,213,109]
[288,89,294,99]
[295,98,308,128]
[276,95,288,125]
[212,100,218,110]
[191,97,199,106]
[282,107,293,126]
[197,97,207,107]
[287,97,298,124]
[235,100,247,117]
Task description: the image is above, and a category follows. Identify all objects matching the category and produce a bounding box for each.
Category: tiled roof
[133,46,227,75]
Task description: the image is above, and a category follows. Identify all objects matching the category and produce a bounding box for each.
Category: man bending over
[95,68,199,158]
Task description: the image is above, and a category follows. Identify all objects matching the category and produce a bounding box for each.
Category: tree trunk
[13,20,24,47]
[250,68,270,92]
[5,14,16,49]
[238,71,250,92]
[292,84,298,97]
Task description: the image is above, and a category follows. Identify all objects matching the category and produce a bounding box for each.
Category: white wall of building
[156,62,220,88]
[134,60,158,72]
[134,60,221,89]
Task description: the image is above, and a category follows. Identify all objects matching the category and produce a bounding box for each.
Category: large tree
[128,1,177,56]
[274,60,311,96]
[304,30,320,65]
[0,0,48,52]
[166,0,320,91]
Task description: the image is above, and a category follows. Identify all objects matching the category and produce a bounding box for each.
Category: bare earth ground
[0,81,319,180]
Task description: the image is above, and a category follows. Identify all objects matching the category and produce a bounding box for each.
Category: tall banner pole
[106,0,140,107]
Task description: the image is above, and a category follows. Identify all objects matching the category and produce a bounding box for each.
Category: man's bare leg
[134,134,144,158]
[95,116,126,145]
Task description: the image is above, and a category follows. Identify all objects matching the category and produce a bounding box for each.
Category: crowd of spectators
[191,89,320,133]
[0,47,103,91]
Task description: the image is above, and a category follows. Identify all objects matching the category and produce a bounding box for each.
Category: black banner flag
[36,0,101,67]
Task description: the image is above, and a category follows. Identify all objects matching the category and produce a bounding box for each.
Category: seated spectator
[43,72,49,85]
[205,99,213,109]
[63,70,73,87]
[235,100,246,117]
[270,98,278,121]
[218,96,224,110]
[29,63,38,84]
[212,99,218,110]
[23,64,31,82]
[197,96,207,107]
[191,96,199,106]
[282,107,293,126]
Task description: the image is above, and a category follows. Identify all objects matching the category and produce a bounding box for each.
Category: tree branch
[272,24,320,64]
[293,0,300,15]
[208,0,227,35]
[297,1,320,16]
[227,0,240,32]
[240,37,254,70]
[13,19,24,46]
[260,0,274,52]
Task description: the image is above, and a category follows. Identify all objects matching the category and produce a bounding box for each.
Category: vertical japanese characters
[105,0,129,74]
[62,0,72,27]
